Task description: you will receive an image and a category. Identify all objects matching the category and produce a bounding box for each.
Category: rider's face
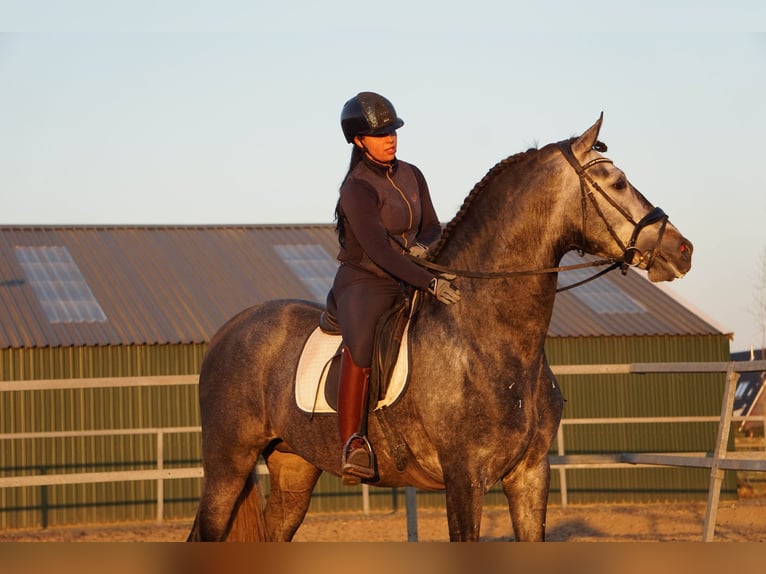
[356,132,397,163]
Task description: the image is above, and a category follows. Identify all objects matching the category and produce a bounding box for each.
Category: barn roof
[731,349,766,430]
[0,225,725,349]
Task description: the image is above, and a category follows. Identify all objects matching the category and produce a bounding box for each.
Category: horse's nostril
[680,241,693,257]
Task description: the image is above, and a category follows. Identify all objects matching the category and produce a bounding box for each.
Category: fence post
[405,486,418,542]
[556,425,568,509]
[702,363,739,541]
[156,431,164,524]
[391,487,399,512]
[362,484,370,515]
[40,466,48,529]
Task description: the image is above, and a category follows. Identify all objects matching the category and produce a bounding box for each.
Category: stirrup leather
[341,433,376,485]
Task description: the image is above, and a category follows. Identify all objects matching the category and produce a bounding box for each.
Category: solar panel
[272,243,337,303]
[558,264,646,315]
[15,246,107,323]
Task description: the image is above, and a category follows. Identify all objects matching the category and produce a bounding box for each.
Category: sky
[1,3,765,353]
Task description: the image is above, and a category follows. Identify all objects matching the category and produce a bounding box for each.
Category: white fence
[550,360,766,542]
[1,362,765,541]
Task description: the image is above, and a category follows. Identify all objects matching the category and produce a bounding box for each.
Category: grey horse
[187,115,693,542]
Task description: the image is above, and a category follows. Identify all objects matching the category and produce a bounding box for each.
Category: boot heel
[342,434,376,483]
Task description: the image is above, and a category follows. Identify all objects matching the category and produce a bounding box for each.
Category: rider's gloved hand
[408,242,429,258]
[428,274,461,305]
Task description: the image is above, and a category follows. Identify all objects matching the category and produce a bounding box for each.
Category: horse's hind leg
[193,443,265,541]
[188,476,267,542]
[263,449,322,541]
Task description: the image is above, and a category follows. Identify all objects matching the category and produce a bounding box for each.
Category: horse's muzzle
[647,232,693,282]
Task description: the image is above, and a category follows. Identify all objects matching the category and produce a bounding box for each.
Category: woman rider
[324,91,461,485]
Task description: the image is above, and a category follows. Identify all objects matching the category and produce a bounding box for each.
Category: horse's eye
[613,179,628,191]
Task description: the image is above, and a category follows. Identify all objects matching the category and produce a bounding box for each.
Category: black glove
[428,274,461,305]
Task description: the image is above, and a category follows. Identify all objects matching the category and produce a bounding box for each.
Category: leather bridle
[405,142,671,292]
[556,141,669,275]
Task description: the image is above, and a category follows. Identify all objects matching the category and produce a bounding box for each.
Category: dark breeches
[327,265,405,367]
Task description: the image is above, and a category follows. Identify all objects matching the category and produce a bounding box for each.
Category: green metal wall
[0,333,736,530]
[542,334,736,504]
[0,344,205,529]
[1,343,206,381]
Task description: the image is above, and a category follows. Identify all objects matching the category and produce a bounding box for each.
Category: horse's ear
[572,112,604,159]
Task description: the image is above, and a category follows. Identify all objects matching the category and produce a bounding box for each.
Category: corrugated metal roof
[549,252,724,338]
[0,225,723,349]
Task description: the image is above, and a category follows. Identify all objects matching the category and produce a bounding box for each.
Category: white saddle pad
[294,320,413,414]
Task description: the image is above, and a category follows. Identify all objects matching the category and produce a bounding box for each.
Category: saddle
[318,289,417,412]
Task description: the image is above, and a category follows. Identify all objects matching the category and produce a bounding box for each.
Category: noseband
[557,141,669,274]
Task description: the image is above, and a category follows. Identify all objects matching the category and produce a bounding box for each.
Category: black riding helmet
[340,92,405,143]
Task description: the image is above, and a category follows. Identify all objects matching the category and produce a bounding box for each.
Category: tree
[752,245,766,360]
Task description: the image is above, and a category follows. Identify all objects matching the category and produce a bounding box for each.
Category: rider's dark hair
[334,145,365,246]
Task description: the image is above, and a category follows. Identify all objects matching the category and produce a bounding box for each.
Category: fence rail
[1,361,765,541]
[0,425,272,525]
[550,360,766,542]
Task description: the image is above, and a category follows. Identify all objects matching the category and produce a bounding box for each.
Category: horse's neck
[437,147,570,275]
[431,156,571,361]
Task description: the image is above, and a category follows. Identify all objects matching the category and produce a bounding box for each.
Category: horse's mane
[429,145,543,258]
[429,137,607,258]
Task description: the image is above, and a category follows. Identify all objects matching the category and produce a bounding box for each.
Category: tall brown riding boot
[337,345,376,485]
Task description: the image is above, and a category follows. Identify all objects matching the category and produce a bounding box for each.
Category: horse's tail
[186,514,200,541]
[186,473,268,542]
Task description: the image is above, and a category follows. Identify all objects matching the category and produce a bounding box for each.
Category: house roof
[731,350,766,429]
[0,225,725,349]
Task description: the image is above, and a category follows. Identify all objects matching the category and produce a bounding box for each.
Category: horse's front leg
[444,476,485,541]
[502,369,564,542]
[263,449,322,541]
[500,452,551,541]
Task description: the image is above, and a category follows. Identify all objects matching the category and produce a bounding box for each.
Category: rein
[405,252,624,293]
[405,141,670,293]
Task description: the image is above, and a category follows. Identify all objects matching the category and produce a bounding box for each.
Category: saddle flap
[294,296,419,415]
[371,292,416,403]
